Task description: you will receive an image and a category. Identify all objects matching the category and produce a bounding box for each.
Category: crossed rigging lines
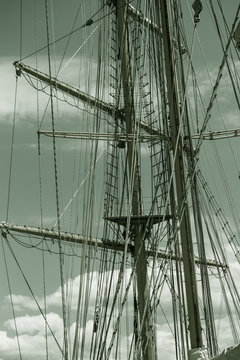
[3,1,240,358]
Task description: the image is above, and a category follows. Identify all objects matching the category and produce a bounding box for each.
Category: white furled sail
[211,344,240,360]
[189,348,208,360]
[189,344,240,360]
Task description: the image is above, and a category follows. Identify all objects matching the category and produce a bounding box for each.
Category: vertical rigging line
[44,1,68,359]
[42,241,49,360]
[3,233,64,355]
[208,0,240,179]
[56,0,82,75]
[217,0,240,62]
[34,1,50,356]
[105,6,197,355]
[209,0,240,110]
[143,12,200,353]
[19,0,23,60]
[34,0,49,356]
[194,3,240,154]
[1,235,22,360]
[148,23,197,303]
[201,189,240,342]
[6,77,18,222]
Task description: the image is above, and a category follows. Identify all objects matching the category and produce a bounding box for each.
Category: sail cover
[188,348,208,360]
[188,344,240,360]
[211,344,240,360]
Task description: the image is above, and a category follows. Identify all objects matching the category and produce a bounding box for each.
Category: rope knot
[85,18,94,26]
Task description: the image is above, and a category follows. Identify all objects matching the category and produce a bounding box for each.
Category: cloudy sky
[0,1,240,359]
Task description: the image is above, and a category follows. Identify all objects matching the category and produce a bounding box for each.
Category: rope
[208,0,240,179]
[209,0,240,110]
[6,76,18,222]
[42,244,49,360]
[146,20,198,320]
[44,1,68,359]
[58,24,100,76]
[101,4,198,357]
[53,147,105,228]
[1,235,22,360]
[33,5,49,353]
[19,0,23,59]
[217,0,240,61]
[19,3,108,62]
[201,197,240,342]
[2,233,64,356]
[197,170,240,262]
[194,3,240,155]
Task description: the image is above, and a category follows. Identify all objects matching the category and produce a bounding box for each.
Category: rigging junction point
[5,1,240,360]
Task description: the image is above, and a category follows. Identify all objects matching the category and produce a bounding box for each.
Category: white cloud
[2,254,239,359]
[4,294,41,312]
[0,313,63,360]
[0,313,133,360]
[5,268,128,312]
[221,109,240,128]
[186,61,240,136]
[0,55,103,125]
[4,312,62,336]
[155,323,176,359]
[0,58,43,122]
[0,60,18,120]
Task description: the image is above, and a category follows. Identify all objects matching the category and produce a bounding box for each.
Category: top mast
[115,0,154,358]
[156,0,203,350]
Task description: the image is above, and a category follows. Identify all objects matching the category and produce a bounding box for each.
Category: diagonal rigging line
[53,146,106,228]
[1,236,22,360]
[44,2,68,359]
[209,0,240,110]
[58,24,100,75]
[19,3,107,62]
[194,3,240,156]
[6,77,18,223]
[2,233,64,357]
[104,12,198,359]
[177,6,240,242]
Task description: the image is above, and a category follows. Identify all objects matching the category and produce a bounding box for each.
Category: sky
[0,1,240,359]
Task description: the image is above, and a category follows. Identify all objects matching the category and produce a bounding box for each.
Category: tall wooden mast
[156,0,203,350]
[116,1,155,358]
[12,0,204,356]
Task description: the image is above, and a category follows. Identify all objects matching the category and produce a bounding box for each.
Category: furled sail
[211,344,240,360]
[188,348,208,360]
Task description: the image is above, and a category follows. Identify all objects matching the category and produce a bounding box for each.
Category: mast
[13,0,203,355]
[156,0,203,351]
[115,1,154,358]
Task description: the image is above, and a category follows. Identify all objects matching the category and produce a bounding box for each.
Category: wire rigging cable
[1,235,23,360]
[44,1,68,359]
[4,1,240,359]
[194,3,240,155]
[6,77,19,223]
[2,233,64,356]
[19,2,109,62]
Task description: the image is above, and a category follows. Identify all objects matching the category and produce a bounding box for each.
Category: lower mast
[157,0,203,351]
[116,0,155,358]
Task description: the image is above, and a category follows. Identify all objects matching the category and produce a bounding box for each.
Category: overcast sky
[0,1,240,359]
